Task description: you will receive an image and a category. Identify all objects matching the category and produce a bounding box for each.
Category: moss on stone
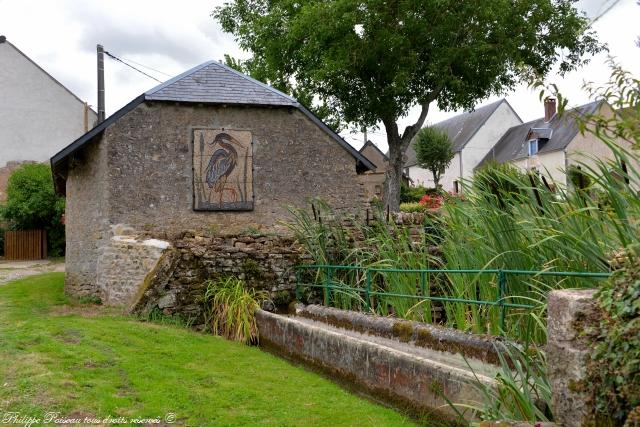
[392,321,414,342]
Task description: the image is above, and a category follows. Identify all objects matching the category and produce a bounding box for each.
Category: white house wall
[460,101,522,183]
[408,101,521,192]
[0,41,95,167]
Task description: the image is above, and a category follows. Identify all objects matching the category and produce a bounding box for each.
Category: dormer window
[528,139,539,156]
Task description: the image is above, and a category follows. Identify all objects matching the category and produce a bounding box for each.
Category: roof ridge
[145,60,217,96]
[210,61,299,105]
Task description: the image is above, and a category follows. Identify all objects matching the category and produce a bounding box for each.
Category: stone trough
[257,304,504,423]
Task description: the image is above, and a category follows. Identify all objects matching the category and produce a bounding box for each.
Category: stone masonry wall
[104,102,366,237]
[64,101,369,300]
[65,139,110,298]
[133,232,308,321]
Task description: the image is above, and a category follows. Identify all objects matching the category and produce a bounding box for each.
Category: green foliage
[399,202,427,213]
[1,163,65,256]
[414,127,454,188]
[214,0,602,209]
[287,200,439,321]
[203,276,268,344]
[400,184,427,203]
[567,165,592,190]
[586,247,640,425]
[447,340,553,423]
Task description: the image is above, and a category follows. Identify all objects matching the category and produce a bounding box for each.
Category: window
[528,139,539,156]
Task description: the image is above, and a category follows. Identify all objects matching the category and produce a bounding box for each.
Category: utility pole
[97,44,105,123]
[363,127,368,145]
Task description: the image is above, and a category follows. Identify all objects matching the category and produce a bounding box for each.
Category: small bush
[586,247,640,425]
[399,202,426,213]
[400,184,427,203]
[203,277,268,344]
[418,194,443,209]
[1,163,65,256]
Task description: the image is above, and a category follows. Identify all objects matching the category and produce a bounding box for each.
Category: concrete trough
[257,305,502,422]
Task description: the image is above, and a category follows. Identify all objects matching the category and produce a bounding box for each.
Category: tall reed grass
[203,277,268,344]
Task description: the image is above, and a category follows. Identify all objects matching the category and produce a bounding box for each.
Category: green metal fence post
[325,266,333,306]
[295,268,301,301]
[364,269,372,312]
[498,269,506,334]
[420,271,427,296]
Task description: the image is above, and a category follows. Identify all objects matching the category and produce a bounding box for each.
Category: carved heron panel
[193,129,253,211]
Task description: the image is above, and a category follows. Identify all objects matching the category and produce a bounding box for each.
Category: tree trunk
[385,138,405,211]
[383,98,437,211]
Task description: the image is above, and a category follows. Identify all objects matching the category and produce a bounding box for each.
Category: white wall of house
[509,104,638,188]
[408,100,521,192]
[0,40,95,168]
[511,150,567,185]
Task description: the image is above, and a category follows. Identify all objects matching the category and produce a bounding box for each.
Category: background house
[51,60,374,301]
[478,98,634,186]
[0,35,96,200]
[404,99,522,193]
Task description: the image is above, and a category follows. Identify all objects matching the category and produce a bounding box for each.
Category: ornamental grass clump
[203,277,268,344]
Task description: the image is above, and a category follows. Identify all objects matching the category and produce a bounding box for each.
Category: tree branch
[399,87,442,150]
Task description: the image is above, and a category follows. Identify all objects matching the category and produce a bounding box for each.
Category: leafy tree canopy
[1,163,65,255]
[414,126,454,188]
[214,0,603,209]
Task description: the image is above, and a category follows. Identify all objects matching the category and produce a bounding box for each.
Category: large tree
[214,0,602,210]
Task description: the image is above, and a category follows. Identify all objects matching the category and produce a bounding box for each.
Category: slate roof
[145,61,298,106]
[478,100,603,167]
[51,61,374,193]
[404,99,511,167]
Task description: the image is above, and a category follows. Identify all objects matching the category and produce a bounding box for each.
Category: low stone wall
[257,306,500,423]
[297,304,503,366]
[132,232,308,320]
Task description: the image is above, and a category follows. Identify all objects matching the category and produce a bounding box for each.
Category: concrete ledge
[297,304,504,366]
[257,309,497,422]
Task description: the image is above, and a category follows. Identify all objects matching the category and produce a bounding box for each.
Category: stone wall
[65,140,110,298]
[547,289,600,427]
[133,231,308,320]
[64,101,369,299]
[103,102,366,237]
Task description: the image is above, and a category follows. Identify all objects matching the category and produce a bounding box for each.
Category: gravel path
[0,259,65,284]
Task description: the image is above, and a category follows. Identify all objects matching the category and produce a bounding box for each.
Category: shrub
[399,202,426,213]
[1,163,65,256]
[586,247,640,425]
[418,194,443,209]
[400,184,426,203]
[203,276,268,344]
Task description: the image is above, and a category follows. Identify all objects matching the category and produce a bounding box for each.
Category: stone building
[0,35,96,201]
[51,60,374,306]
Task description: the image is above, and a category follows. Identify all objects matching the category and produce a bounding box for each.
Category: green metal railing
[294,265,611,333]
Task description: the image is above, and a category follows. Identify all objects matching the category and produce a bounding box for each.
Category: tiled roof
[478,100,602,167]
[404,99,508,167]
[145,61,298,106]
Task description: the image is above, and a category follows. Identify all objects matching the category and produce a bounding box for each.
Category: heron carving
[205,132,239,203]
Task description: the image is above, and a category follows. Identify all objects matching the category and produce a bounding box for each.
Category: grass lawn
[0,273,416,426]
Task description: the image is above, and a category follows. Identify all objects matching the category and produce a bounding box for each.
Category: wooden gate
[4,230,47,260]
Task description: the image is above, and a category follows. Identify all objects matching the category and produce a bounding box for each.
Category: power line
[109,54,173,77]
[104,50,163,83]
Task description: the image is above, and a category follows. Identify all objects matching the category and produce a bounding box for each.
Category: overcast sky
[1,0,638,151]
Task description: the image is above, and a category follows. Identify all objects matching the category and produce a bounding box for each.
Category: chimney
[544,97,556,122]
[0,35,6,43]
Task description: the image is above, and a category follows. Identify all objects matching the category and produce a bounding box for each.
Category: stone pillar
[547,289,599,427]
